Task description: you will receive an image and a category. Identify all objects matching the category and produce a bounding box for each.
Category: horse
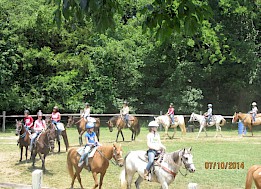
[188,112,226,139]
[232,112,261,136]
[107,115,140,142]
[120,148,195,189]
[31,128,55,172]
[45,116,69,152]
[245,165,261,189]
[67,143,124,189]
[154,115,186,139]
[77,117,101,145]
[15,119,31,162]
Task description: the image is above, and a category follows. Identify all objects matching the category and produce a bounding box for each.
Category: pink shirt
[51,112,61,122]
[34,119,46,132]
[167,107,175,115]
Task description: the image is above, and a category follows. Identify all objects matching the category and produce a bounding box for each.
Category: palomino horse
[189,113,226,139]
[15,120,31,162]
[107,115,140,142]
[67,143,124,189]
[245,165,261,189]
[45,116,69,152]
[120,148,195,189]
[232,112,261,136]
[31,128,55,171]
[154,115,186,139]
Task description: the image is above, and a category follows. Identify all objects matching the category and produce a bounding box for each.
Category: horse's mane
[164,150,181,165]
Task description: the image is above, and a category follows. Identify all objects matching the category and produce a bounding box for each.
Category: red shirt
[24,116,34,128]
[51,112,61,122]
[167,107,175,115]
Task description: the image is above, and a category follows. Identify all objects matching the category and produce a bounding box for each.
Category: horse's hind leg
[70,173,77,189]
[20,146,23,162]
[25,146,28,162]
[62,130,69,152]
[76,172,84,189]
[121,130,125,141]
[91,172,99,189]
[79,130,84,146]
[134,175,143,189]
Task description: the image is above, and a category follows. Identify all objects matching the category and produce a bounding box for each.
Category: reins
[155,161,177,178]
[96,148,122,166]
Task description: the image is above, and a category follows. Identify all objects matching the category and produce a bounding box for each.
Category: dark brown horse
[67,143,124,189]
[107,115,140,142]
[31,128,55,171]
[15,120,31,162]
[67,116,101,145]
[45,116,69,152]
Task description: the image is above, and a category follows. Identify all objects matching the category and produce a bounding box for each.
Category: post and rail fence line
[0,111,234,132]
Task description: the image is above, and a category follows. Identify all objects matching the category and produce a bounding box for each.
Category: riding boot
[144,169,149,180]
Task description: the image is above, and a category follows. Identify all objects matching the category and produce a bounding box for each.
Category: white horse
[120,148,195,189]
[188,112,226,139]
[154,115,186,139]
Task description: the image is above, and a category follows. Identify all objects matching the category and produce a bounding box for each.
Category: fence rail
[0,111,233,132]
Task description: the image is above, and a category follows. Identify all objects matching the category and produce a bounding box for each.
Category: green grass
[0,125,260,189]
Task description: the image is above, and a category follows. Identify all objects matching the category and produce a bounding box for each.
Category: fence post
[32,169,43,189]
[188,183,198,189]
[2,111,6,132]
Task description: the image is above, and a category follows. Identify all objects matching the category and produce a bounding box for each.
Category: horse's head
[107,119,114,132]
[112,143,124,167]
[188,113,195,123]
[66,116,74,128]
[232,112,238,123]
[180,147,196,173]
[45,125,56,153]
[15,119,23,136]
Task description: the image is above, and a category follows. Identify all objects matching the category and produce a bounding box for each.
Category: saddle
[77,146,98,158]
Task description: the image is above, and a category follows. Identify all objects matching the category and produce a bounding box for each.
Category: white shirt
[147,132,164,151]
[83,108,91,118]
[121,106,129,115]
[252,107,258,114]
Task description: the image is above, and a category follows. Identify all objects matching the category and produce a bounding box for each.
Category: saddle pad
[56,123,65,131]
[87,117,96,123]
[77,147,98,158]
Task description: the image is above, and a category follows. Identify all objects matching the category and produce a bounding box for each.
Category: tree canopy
[0,0,260,115]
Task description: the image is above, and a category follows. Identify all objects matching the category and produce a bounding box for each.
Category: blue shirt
[85,132,96,144]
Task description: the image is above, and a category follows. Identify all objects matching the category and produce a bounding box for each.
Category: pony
[45,116,69,152]
[245,165,261,189]
[31,128,56,172]
[67,143,124,189]
[120,148,195,189]
[188,112,226,139]
[107,115,140,142]
[154,115,186,139]
[232,112,261,136]
[15,119,31,162]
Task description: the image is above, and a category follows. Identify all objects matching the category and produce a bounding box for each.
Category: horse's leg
[164,126,169,139]
[98,172,106,189]
[62,130,69,152]
[121,130,125,141]
[25,146,28,162]
[250,126,253,136]
[214,124,218,138]
[58,140,61,153]
[20,146,23,162]
[196,125,203,139]
[70,173,77,189]
[134,175,143,189]
[76,171,84,189]
[204,126,208,137]
[79,130,84,146]
[172,126,176,139]
[91,172,99,189]
[116,130,120,142]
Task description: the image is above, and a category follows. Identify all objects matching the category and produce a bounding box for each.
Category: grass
[0,124,260,189]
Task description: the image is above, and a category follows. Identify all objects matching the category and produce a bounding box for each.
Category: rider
[204,104,213,125]
[167,103,175,124]
[144,121,166,181]
[250,102,258,122]
[29,110,46,151]
[120,100,130,128]
[81,102,91,122]
[24,110,34,130]
[78,122,100,167]
[51,106,62,136]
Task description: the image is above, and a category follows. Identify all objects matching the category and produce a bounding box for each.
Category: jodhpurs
[146,150,156,171]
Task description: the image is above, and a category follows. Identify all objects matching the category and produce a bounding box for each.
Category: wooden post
[32,169,43,189]
[2,111,6,132]
[188,183,198,189]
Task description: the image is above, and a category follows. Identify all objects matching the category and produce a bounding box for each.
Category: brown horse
[245,165,261,189]
[15,120,31,162]
[69,117,101,145]
[45,116,69,152]
[107,115,140,142]
[31,128,55,171]
[67,143,124,189]
[232,112,261,136]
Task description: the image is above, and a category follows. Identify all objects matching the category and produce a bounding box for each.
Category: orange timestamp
[205,162,244,169]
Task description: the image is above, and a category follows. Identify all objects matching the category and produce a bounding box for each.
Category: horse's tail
[245,165,256,189]
[136,122,141,136]
[67,148,75,179]
[120,152,131,189]
[220,118,226,126]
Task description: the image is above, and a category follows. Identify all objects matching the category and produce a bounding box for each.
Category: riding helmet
[252,102,257,106]
[86,122,95,129]
[53,106,59,110]
[24,110,30,114]
[208,104,212,107]
[170,103,174,106]
[148,121,159,127]
[85,102,90,106]
[123,100,128,104]
[37,110,43,116]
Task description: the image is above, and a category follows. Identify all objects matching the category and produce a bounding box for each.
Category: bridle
[16,122,28,138]
[96,147,123,166]
[179,153,194,177]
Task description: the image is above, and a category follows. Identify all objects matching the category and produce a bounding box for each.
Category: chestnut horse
[15,120,31,162]
[31,128,56,171]
[107,115,140,142]
[67,143,124,189]
[245,165,261,189]
[232,112,261,136]
[45,116,69,152]
[67,116,101,145]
